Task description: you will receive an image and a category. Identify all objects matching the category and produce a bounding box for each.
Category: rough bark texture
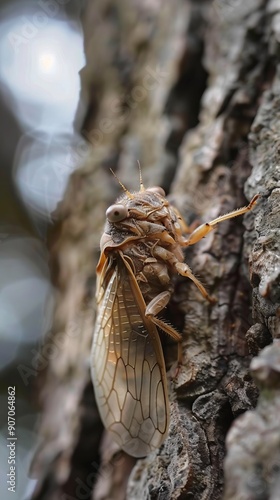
[31,1,280,499]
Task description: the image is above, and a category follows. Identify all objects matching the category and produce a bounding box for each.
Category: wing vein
[91,254,170,457]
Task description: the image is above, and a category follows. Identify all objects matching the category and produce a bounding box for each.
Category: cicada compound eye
[106,204,129,222]
[146,186,166,197]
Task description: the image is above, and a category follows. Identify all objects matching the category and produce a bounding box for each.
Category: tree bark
[31,1,280,499]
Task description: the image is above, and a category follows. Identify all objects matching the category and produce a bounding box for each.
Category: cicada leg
[145,291,182,364]
[180,194,260,246]
[152,246,216,303]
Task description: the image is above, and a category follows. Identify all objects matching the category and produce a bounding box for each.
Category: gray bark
[31,1,280,499]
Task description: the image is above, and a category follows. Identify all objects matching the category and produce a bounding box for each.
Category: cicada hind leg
[145,291,183,365]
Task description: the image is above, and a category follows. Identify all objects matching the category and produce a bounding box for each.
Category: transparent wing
[91,254,169,458]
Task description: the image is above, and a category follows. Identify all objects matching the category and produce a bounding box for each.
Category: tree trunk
[31,1,280,499]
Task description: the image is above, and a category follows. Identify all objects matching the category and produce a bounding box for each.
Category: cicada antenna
[110,168,134,199]
[137,160,145,192]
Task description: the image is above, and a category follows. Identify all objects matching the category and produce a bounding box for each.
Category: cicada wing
[91,254,169,458]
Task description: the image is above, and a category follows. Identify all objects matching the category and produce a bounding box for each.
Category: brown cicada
[91,173,259,457]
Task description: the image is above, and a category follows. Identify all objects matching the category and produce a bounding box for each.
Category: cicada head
[99,186,170,253]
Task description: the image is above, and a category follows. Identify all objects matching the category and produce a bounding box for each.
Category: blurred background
[0,1,86,498]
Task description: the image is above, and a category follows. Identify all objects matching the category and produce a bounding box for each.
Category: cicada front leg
[181,194,260,247]
[167,195,260,302]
